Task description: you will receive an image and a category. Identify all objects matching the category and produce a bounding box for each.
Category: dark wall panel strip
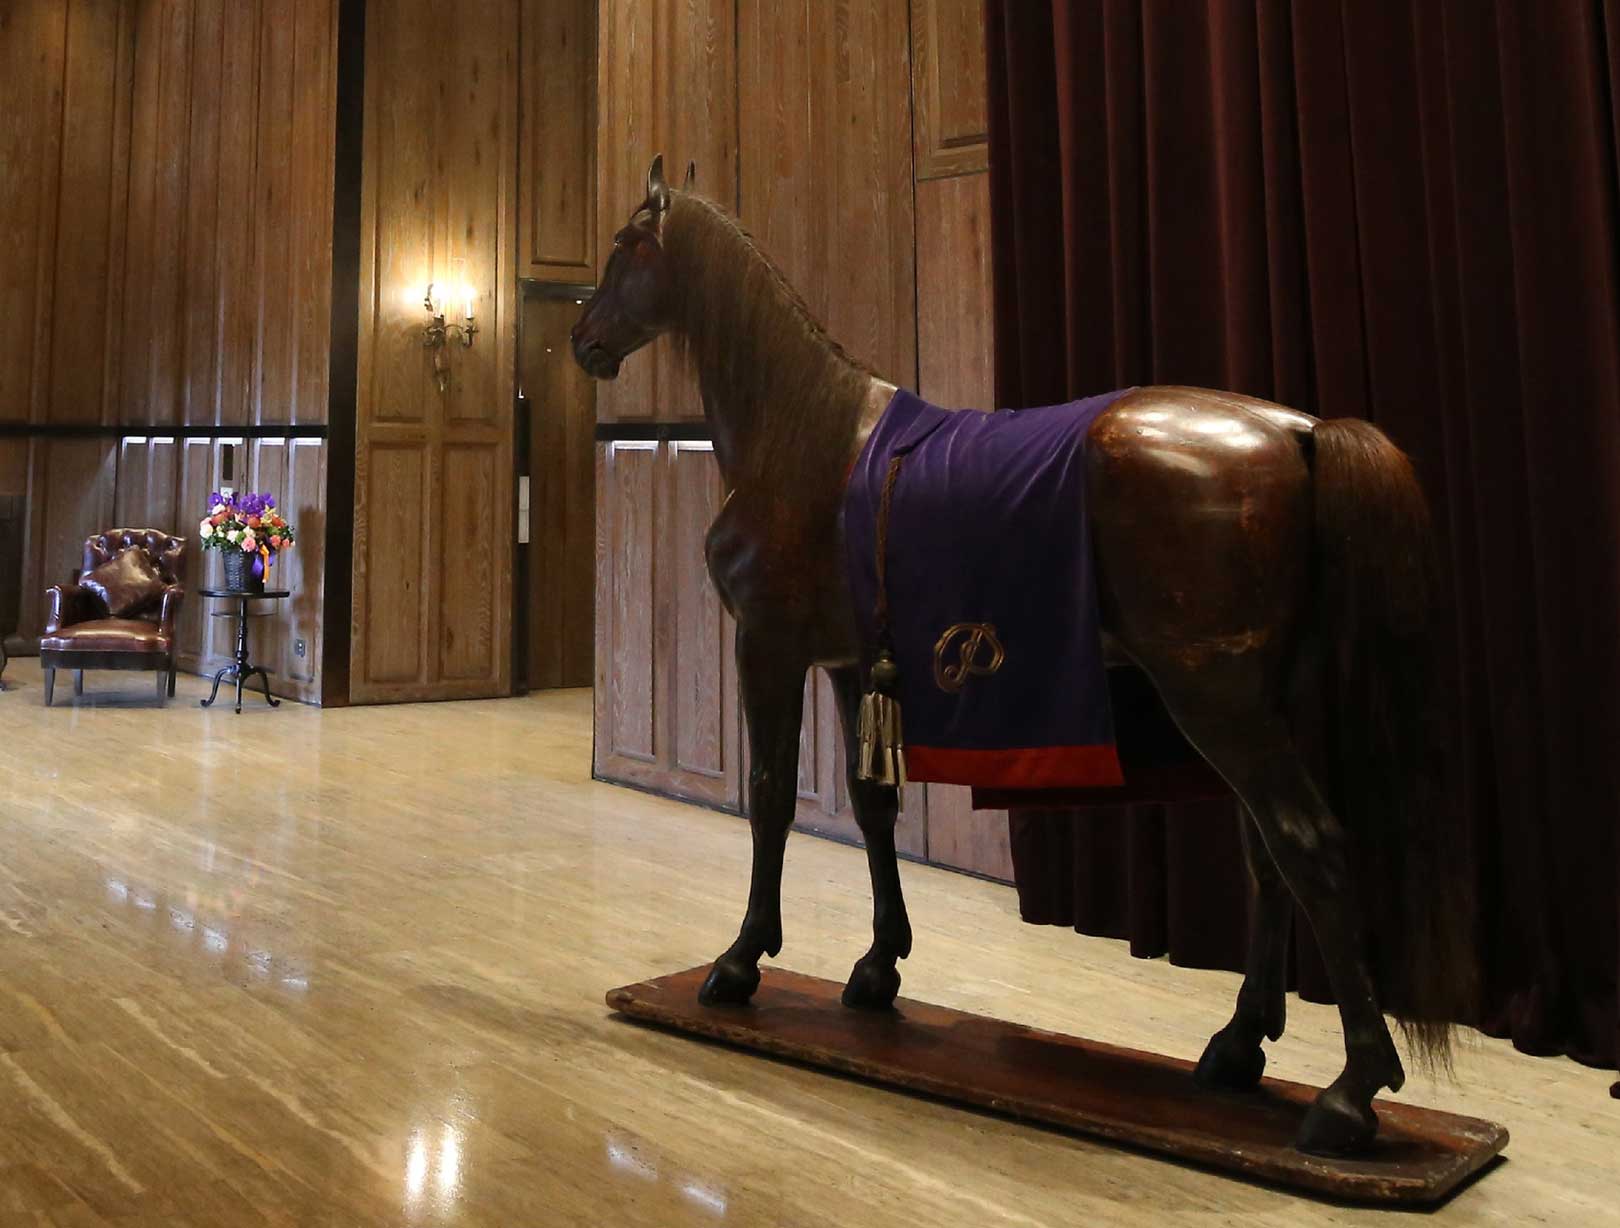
[594,421,713,442]
[321,0,365,707]
[521,279,597,301]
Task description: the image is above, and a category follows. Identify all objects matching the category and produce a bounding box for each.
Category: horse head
[571,153,695,380]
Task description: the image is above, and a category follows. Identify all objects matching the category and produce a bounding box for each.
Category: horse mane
[662,193,873,485]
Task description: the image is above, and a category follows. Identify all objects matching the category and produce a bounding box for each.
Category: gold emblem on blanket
[933,623,1006,693]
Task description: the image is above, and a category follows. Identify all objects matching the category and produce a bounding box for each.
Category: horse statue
[572,155,1474,1157]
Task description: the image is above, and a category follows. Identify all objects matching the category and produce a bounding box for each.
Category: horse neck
[667,199,869,498]
[690,329,863,495]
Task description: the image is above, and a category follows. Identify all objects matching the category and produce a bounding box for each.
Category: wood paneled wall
[2,0,337,704]
[592,1,1004,877]
[3,0,335,427]
[594,438,740,807]
[595,0,737,422]
[906,0,1002,879]
[522,0,597,284]
[3,0,132,428]
[738,0,917,391]
[911,0,990,181]
[349,0,517,703]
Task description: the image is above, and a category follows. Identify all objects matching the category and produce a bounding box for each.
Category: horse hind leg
[829,667,913,1009]
[1194,811,1291,1091]
[1171,706,1404,1156]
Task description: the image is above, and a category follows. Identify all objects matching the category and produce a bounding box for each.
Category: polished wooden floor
[0,662,1614,1226]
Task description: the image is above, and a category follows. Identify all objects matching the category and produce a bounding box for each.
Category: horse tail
[1310,418,1474,1072]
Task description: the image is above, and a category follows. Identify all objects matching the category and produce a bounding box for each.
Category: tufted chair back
[82,528,187,588]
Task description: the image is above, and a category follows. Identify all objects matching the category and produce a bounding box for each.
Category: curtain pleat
[989,0,1620,1073]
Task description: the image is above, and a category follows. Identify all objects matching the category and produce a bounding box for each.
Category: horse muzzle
[571,337,623,381]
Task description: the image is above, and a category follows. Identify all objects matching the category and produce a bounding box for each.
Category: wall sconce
[423,281,478,391]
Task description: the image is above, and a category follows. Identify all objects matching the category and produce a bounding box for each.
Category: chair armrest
[157,584,185,638]
[44,583,94,635]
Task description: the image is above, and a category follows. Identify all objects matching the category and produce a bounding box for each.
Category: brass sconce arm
[422,282,478,391]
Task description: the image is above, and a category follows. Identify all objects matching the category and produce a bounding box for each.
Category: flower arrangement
[199,491,295,586]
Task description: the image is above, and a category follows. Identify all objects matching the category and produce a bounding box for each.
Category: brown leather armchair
[40,529,187,706]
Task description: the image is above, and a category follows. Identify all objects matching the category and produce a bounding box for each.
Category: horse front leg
[698,627,807,1006]
[829,666,912,1009]
[1195,812,1292,1090]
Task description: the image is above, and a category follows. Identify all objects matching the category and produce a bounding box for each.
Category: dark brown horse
[572,156,1474,1156]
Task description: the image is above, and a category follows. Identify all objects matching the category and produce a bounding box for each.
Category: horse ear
[646,153,671,214]
[683,160,696,191]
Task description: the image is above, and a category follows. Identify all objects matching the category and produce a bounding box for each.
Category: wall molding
[0,424,328,440]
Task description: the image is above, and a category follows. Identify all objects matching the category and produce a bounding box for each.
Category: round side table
[197,588,290,713]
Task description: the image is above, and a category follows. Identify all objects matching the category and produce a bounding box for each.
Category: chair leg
[168,666,177,697]
[73,669,84,697]
[43,668,55,707]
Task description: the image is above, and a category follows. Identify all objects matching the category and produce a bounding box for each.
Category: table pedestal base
[201,663,278,714]
[198,588,289,714]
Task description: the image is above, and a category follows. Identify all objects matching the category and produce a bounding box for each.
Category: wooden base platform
[607,966,1509,1206]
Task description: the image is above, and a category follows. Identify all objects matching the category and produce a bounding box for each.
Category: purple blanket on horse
[843,387,1131,794]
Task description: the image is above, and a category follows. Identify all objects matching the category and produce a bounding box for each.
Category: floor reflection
[102,873,312,993]
[605,1133,729,1217]
[402,1120,465,1218]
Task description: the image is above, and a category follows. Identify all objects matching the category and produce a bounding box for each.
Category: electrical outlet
[294,639,306,659]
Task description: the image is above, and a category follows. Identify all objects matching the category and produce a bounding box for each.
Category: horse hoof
[698,956,761,1006]
[841,955,900,1010]
[1194,1025,1266,1092]
[1296,1086,1379,1156]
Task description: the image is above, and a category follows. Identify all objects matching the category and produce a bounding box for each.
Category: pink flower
[241,534,257,552]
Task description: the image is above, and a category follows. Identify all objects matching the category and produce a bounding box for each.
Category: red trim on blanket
[905,743,1125,790]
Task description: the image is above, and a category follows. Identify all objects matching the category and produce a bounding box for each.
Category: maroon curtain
[987,0,1620,1078]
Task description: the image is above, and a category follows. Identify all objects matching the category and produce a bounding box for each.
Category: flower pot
[222,548,263,593]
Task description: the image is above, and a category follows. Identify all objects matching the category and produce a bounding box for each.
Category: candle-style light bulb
[463,286,476,321]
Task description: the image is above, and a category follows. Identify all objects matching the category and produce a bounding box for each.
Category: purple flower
[232,492,268,519]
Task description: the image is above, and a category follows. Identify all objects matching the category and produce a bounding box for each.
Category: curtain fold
[988,0,1620,1074]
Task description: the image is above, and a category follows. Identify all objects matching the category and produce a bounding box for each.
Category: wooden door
[350,0,517,703]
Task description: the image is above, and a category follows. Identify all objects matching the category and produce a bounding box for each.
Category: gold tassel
[856,648,906,797]
[858,690,881,781]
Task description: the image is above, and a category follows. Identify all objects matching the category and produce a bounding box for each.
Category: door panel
[520,293,596,690]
